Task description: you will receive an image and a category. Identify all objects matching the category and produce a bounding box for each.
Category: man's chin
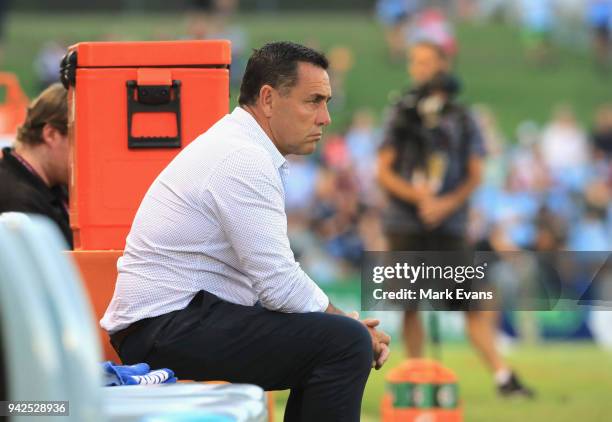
[298,142,318,155]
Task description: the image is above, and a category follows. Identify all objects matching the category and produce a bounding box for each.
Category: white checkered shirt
[101,107,329,333]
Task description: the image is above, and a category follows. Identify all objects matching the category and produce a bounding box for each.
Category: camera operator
[377,41,534,398]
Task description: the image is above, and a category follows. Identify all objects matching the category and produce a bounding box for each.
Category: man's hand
[348,312,391,370]
[418,195,457,229]
[378,147,433,206]
[418,157,483,229]
[363,318,391,370]
[412,182,434,205]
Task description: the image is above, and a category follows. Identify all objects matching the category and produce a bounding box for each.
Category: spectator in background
[286,161,349,284]
[287,109,389,278]
[315,135,365,268]
[592,103,612,158]
[568,173,611,250]
[587,0,612,70]
[345,109,384,207]
[327,45,354,111]
[540,104,591,189]
[0,83,72,248]
[471,120,550,249]
[321,132,351,170]
[377,41,534,397]
[376,0,423,63]
[533,207,566,252]
[35,41,66,90]
[469,106,508,244]
[456,0,480,22]
[185,0,248,89]
[284,155,319,215]
[473,0,511,22]
[472,104,507,188]
[208,0,248,88]
[512,121,551,193]
[517,0,555,65]
[491,168,540,249]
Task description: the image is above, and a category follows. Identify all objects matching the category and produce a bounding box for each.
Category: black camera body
[397,72,462,129]
[417,72,461,99]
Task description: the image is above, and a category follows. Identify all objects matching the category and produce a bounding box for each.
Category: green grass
[274,342,612,421]
[3,12,611,136]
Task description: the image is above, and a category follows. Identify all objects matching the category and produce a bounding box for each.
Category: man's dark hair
[238,41,329,106]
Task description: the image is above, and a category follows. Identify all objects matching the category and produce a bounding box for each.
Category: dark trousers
[111,290,373,422]
[386,231,466,252]
[386,232,472,311]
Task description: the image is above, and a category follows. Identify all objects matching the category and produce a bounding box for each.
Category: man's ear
[41,123,61,147]
[258,84,275,118]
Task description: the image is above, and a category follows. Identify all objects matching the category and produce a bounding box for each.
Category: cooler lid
[71,40,231,67]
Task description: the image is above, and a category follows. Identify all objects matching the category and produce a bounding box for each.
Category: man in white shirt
[101,41,390,422]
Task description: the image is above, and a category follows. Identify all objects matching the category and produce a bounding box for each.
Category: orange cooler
[62,40,231,250]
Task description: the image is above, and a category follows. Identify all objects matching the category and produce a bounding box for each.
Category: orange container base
[382,359,463,422]
[381,393,463,422]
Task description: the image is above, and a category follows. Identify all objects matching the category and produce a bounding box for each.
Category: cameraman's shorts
[385,231,488,311]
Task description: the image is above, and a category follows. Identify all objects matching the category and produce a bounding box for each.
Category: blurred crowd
[33,0,250,92]
[22,0,612,283]
[471,103,612,253]
[376,0,612,67]
[284,102,612,283]
[32,1,612,94]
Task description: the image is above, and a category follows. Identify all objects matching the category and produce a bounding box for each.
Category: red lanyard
[11,151,44,181]
[11,151,69,214]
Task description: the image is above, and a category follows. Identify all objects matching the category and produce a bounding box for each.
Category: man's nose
[317,102,332,126]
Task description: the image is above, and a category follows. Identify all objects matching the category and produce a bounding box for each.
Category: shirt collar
[230,107,288,171]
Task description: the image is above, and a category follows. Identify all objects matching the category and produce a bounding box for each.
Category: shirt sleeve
[206,146,329,313]
[465,112,487,158]
[379,101,404,150]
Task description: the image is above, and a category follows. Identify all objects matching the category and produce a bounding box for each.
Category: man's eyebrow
[310,93,332,102]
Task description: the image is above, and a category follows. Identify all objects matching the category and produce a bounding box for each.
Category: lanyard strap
[11,151,69,214]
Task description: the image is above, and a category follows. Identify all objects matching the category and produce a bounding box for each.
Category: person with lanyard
[377,41,534,398]
[0,83,72,249]
[102,42,390,422]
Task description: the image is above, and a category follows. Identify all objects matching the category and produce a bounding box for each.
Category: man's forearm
[441,176,479,212]
[439,159,482,212]
[377,147,428,205]
[378,169,425,204]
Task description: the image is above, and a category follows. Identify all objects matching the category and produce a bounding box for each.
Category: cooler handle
[126,79,182,148]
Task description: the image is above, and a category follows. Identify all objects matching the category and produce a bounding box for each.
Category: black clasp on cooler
[126,80,182,149]
[59,50,77,89]
[136,85,171,106]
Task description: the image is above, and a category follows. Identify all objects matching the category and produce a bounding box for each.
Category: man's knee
[325,315,373,371]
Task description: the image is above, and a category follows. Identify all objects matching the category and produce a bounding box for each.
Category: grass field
[3,12,611,137]
[274,342,612,421]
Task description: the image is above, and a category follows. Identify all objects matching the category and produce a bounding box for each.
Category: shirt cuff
[308,285,329,313]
